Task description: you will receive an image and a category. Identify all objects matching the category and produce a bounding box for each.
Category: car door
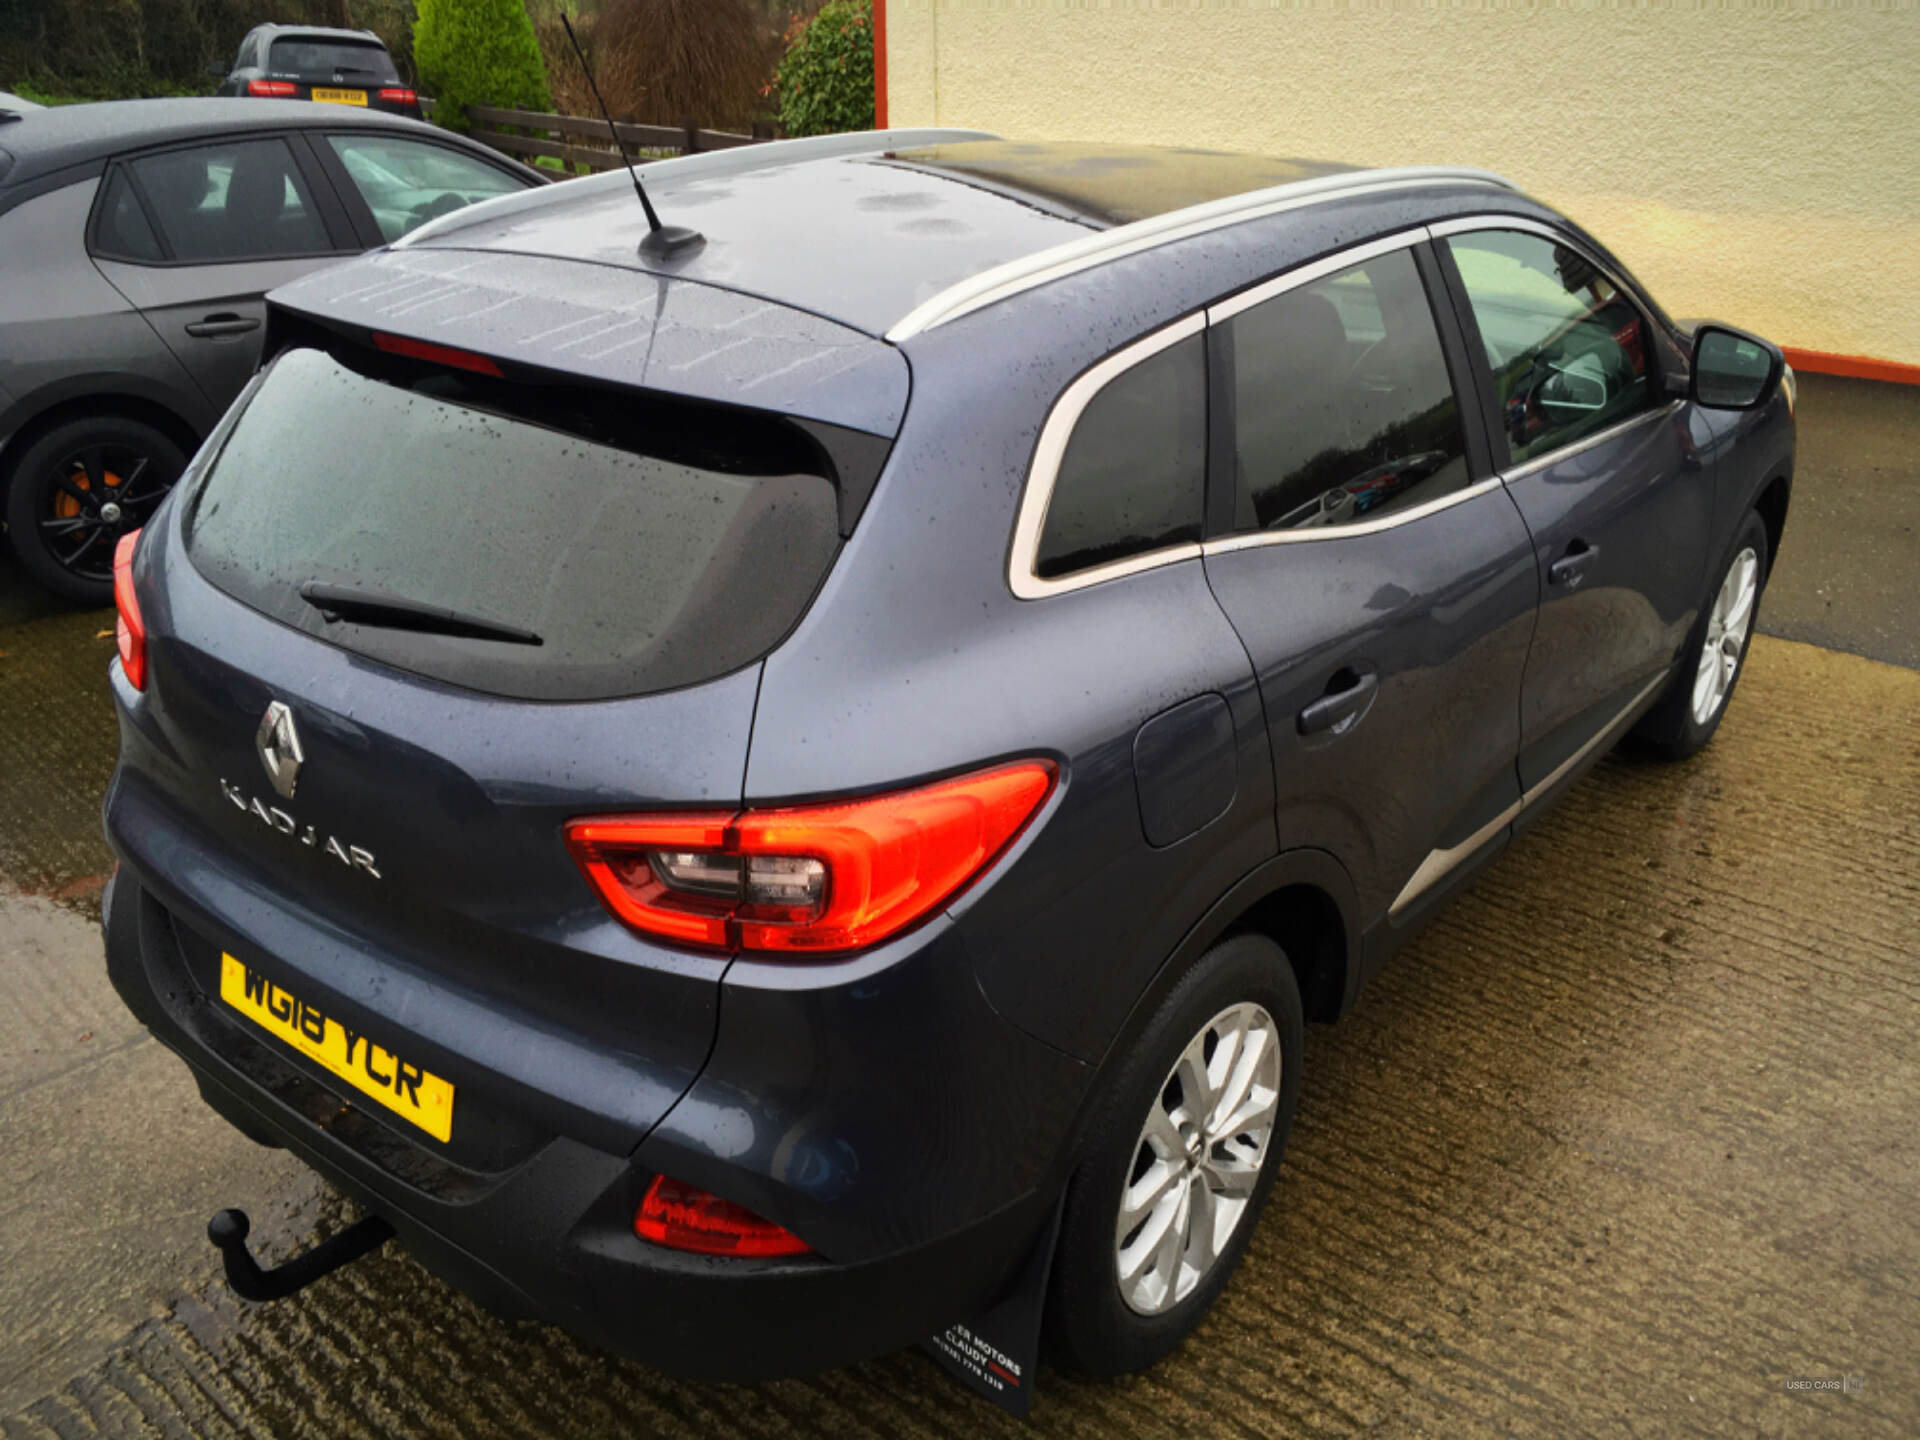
[1433,220,1713,793]
[88,134,358,414]
[310,131,534,246]
[1199,231,1539,929]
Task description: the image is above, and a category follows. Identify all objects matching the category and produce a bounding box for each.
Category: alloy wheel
[1691,546,1759,726]
[1114,1001,1281,1315]
[37,444,170,584]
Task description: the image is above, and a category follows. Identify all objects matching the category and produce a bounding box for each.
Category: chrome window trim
[1388,670,1665,916]
[1205,226,1429,325]
[1426,212,1663,324]
[1007,312,1207,601]
[1500,399,1685,483]
[1202,475,1507,556]
[889,168,1516,342]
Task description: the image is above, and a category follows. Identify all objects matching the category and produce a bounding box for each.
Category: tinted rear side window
[1036,333,1206,579]
[1224,248,1469,532]
[186,347,843,701]
[93,167,163,261]
[125,140,332,262]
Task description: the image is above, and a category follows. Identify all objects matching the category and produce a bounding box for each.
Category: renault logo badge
[256,701,304,799]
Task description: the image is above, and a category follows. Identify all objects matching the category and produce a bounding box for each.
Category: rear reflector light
[246,80,298,97]
[113,529,147,691]
[377,87,418,106]
[566,759,1056,955]
[635,1175,810,1257]
[371,331,503,376]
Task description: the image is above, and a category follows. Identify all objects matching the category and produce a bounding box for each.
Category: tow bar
[206,1208,395,1302]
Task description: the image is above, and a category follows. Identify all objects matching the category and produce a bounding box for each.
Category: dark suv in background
[215,24,422,118]
[100,131,1794,1383]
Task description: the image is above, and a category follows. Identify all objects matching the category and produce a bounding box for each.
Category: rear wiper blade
[299,581,542,646]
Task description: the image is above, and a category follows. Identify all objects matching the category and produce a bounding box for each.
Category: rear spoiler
[265,244,910,442]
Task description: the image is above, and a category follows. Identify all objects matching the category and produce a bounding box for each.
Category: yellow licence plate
[311,88,367,106]
[220,954,454,1142]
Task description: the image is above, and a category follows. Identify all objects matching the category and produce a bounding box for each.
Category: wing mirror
[206,61,229,78]
[1690,324,1784,410]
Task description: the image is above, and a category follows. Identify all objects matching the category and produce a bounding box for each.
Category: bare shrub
[588,0,774,131]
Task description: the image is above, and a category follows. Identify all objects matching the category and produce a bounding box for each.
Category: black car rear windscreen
[185,346,842,700]
[269,39,399,81]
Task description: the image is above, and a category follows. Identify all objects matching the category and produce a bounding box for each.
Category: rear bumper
[101,829,1083,1379]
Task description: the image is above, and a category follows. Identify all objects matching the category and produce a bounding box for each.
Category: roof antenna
[559,12,703,261]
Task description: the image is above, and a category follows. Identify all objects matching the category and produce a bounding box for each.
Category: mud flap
[920,1193,1065,1418]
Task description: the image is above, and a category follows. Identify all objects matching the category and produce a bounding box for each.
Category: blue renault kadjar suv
[101,130,1794,1389]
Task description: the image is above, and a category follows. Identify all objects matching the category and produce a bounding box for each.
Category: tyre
[1631,510,1770,762]
[3,416,186,605]
[1046,932,1304,1375]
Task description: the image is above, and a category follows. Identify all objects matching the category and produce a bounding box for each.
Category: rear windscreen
[269,39,398,80]
[185,346,843,700]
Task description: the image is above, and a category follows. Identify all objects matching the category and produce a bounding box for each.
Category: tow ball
[206,1208,395,1302]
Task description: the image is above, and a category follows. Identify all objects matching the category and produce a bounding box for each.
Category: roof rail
[886,165,1518,342]
[393,126,1002,252]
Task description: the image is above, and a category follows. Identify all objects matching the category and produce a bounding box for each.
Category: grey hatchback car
[101,132,1793,1386]
[0,99,539,602]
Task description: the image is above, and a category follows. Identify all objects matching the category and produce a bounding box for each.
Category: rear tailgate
[105,263,903,1169]
[109,501,756,1167]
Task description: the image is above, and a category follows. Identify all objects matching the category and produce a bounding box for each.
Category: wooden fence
[465,106,771,176]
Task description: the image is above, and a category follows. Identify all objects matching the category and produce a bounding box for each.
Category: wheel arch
[1047,848,1362,1195]
[1107,849,1364,1055]
[0,391,204,498]
[1754,472,1791,569]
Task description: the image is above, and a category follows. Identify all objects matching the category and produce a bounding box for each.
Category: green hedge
[775,0,872,139]
[412,0,548,133]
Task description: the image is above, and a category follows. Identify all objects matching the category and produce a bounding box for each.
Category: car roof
[245,24,385,42]
[0,98,468,191]
[402,136,1515,339]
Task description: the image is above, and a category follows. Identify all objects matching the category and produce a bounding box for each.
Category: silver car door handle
[1297,669,1379,737]
[1547,540,1600,589]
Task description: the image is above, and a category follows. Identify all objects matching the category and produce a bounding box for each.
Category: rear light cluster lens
[113,529,147,691]
[566,760,1056,955]
[377,87,417,106]
[635,1175,809,1257]
[246,80,298,97]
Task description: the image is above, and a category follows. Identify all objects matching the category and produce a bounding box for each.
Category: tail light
[566,759,1056,955]
[113,529,147,691]
[245,80,298,97]
[377,87,417,106]
[635,1175,809,1257]
[372,331,503,376]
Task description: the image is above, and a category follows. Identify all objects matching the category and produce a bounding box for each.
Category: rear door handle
[1297,668,1379,737]
[1548,540,1599,590]
[184,313,261,338]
